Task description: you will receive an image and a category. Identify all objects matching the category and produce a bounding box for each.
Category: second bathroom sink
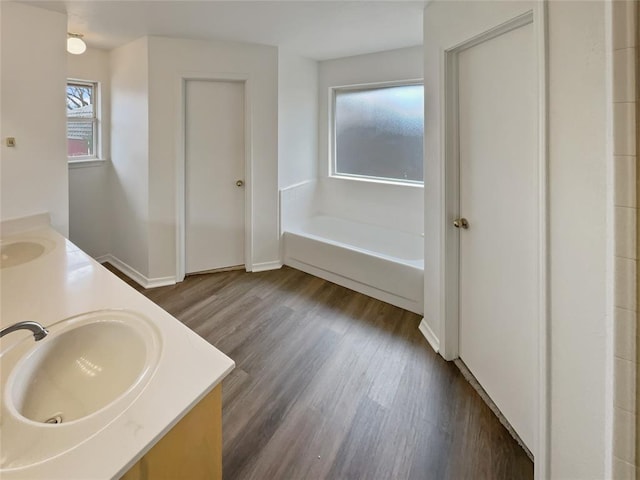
[0,239,55,269]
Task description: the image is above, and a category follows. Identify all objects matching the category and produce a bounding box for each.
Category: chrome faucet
[0,321,48,341]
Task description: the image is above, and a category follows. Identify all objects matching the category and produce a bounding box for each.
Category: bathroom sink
[1,238,55,268]
[10,321,149,424]
[0,310,162,470]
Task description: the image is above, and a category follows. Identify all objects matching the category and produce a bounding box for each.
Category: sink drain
[44,414,63,424]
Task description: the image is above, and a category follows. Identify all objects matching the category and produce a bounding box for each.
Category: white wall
[424,1,610,478]
[317,46,424,235]
[547,2,608,477]
[147,36,279,278]
[0,2,68,235]
[278,50,318,189]
[109,37,150,275]
[318,180,423,234]
[67,48,112,258]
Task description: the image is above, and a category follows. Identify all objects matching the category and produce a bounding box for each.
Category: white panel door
[185,80,245,274]
[458,22,537,450]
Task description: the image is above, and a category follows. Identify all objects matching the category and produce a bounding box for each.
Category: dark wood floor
[106,264,533,480]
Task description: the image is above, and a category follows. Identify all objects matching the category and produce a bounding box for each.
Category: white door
[185,80,245,274]
[457,21,537,451]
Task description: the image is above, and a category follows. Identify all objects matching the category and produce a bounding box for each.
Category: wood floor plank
[104,263,534,480]
[326,396,389,480]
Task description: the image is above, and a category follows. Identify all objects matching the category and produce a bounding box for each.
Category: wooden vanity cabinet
[120,384,222,480]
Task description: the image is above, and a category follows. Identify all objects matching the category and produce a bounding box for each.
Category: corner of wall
[277,49,320,190]
[108,36,151,277]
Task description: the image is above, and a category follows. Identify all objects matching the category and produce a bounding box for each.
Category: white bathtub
[283,216,424,314]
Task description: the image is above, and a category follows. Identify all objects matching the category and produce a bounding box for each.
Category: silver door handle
[453,218,469,229]
[236,180,244,187]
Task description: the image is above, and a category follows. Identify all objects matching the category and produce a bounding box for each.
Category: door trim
[442,7,549,478]
[176,75,253,281]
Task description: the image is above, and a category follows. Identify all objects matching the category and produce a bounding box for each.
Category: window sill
[328,174,424,189]
[68,159,109,169]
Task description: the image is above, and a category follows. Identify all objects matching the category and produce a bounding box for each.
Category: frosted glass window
[334,84,424,183]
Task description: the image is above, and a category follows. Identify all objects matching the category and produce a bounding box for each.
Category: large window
[66,80,98,160]
[332,83,424,184]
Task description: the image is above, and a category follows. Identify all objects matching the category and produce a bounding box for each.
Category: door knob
[236,180,244,187]
[453,218,469,229]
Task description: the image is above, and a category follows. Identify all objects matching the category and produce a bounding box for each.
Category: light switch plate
[6,137,16,147]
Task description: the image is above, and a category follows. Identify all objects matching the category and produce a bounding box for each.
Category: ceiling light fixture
[67,33,87,55]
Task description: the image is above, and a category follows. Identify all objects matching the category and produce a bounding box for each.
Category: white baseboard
[93,254,111,264]
[285,258,423,315]
[251,261,283,272]
[145,276,177,289]
[418,318,440,353]
[96,254,176,289]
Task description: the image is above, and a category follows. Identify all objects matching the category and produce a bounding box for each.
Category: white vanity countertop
[0,219,235,479]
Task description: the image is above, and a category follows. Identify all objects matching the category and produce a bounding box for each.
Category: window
[66,80,99,160]
[332,83,424,184]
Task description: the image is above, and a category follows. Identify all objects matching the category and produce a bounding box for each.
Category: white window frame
[67,79,100,163]
[329,79,425,187]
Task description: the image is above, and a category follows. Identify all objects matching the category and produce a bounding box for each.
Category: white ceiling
[27,1,426,60]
